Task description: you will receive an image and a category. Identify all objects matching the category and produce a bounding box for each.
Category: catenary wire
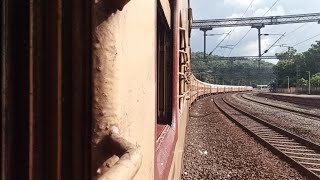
[277,32,320,54]
[262,0,280,17]
[261,33,286,56]
[293,33,320,47]
[210,0,255,56]
[222,0,255,56]
[228,0,281,57]
[276,23,307,47]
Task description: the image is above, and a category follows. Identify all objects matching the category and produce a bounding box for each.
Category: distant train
[257,85,270,92]
[257,85,269,89]
[1,0,252,180]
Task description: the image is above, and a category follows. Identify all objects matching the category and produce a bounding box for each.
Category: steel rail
[239,93,320,120]
[214,95,320,179]
[220,97,320,150]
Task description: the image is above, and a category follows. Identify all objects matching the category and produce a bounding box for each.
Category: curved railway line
[238,93,320,121]
[214,94,320,179]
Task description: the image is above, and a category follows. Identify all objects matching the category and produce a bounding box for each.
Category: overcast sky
[190,0,320,64]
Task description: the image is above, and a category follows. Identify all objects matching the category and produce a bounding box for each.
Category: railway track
[238,93,320,120]
[214,95,320,179]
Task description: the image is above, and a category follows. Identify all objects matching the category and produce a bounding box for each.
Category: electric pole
[296,64,300,93]
[200,27,213,59]
[252,23,265,86]
[252,23,265,69]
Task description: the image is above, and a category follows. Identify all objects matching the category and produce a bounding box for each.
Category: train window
[157,7,173,125]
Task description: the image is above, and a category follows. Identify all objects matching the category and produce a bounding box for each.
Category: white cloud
[224,0,262,8]
[242,40,259,56]
[253,5,285,16]
[227,13,243,18]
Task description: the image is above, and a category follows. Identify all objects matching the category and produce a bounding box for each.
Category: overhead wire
[222,0,255,56]
[207,32,231,56]
[209,0,255,56]
[242,0,256,18]
[261,33,286,56]
[227,28,252,57]
[230,29,252,52]
[276,32,320,55]
[285,23,307,37]
[262,0,280,17]
[293,33,320,47]
[228,0,281,57]
[275,23,307,50]
[259,1,316,56]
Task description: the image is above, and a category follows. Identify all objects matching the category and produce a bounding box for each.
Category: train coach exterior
[1,0,252,179]
[90,0,216,179]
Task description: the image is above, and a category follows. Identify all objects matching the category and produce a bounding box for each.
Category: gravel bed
[182,95,306,180]
[243,93,320,117]
[228,93,320,145]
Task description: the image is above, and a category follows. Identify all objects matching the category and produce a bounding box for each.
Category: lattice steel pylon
[192,13,320,29]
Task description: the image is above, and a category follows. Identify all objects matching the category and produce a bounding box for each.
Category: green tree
[275,47,297,61]
[297,78,308,87]
[273,41,320,88]
[311,73,320,87]
[273,59,296,88]
[304,41,320,75]
[191,53,275,86]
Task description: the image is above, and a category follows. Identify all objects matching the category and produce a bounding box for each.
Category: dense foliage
[273,41,320,88]
[191,52,275,87]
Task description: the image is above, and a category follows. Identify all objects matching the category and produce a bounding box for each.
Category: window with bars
[157,7,173,125]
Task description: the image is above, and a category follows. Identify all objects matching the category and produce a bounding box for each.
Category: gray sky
[190,0,320,64]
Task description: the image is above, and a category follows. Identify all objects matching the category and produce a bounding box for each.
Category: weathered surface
[91,0,156,179]
[182,95,306,180]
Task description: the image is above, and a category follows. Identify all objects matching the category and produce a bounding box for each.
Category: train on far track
[2,0,252,179]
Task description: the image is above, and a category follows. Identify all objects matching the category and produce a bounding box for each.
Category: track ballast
[214,94,320,179]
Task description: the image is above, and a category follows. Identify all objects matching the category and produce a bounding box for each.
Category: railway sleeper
[215,95,320,179]
[271,144,308,149]
[266,138,296,142]
[291,156,320,162]
[283,151,320,156]
[277,147,315,153]
[299,162,320,167]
